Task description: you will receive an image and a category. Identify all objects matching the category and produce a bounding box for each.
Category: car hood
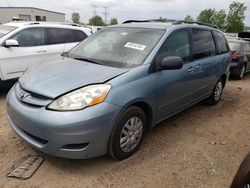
[19,57,128,98]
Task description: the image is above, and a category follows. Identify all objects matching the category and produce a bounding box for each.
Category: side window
[10,28,45,47]
[243,43,250,52]
[47,28,74,45]
[158,30,191,63]
[192,29,216,59]
[213,31,229,54]
[73,30,88,42]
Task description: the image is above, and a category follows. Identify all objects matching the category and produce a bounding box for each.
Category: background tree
[72,12,80,24]
[196,8,216,24]
[89,16,106,26]
[225,2,247,33]
[184,15,194,22]
[110,18,118,25]
[155,17,167,22]
[211,9,227,30]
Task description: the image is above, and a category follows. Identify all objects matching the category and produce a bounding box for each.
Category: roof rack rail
[122,19,219,29]
[122,19,176,24]
[172,20,219,29]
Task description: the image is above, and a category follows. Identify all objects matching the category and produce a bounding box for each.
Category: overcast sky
[0,0,249,25]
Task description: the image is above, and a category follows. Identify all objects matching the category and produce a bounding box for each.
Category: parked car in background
[86,25,103,33]
[227,34,250,79]
[0,22,91,85]
[7,20,230,160]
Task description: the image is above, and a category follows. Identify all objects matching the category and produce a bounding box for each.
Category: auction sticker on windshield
[125,42,146,51]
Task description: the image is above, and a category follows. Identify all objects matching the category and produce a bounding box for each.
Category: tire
[205,78,224,105]
[236,65,246,80]
[108,106,147,160]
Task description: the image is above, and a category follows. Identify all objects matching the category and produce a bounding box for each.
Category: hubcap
[120,117,143,153]
[240,66,245,78]
[214,81,223,101]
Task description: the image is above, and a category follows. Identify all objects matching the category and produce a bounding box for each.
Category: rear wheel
[108,106,146,160]
[205,78,224,105]
[236,65,246,80]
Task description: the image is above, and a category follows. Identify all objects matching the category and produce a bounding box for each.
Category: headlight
[47,84,111,111]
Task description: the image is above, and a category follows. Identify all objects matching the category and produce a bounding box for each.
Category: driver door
[0,27,49,80]
[156,29,202,121]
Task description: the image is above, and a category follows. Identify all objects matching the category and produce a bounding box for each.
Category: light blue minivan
[7,20,231,160]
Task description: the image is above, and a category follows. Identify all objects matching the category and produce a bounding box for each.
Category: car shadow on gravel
[0,83,15,98]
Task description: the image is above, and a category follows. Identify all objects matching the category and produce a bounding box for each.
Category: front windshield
[68,27,165,68]
[0,25,17,38]
[228,41,241,52]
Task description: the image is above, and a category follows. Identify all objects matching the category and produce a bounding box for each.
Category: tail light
[230,53,241,60]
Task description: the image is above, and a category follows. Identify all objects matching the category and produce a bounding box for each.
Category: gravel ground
[0,75,250,188]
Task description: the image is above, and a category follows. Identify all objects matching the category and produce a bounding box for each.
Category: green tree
[225,2,247,33]
[184,15,194,22]
[196,8,216,24]
[155,17,167,22]
[89,16,106,26]
[110,18,118,25]
[211,9,227,30]
[71,12,80,24]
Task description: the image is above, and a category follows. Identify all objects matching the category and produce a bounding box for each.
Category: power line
[103,6,109,24]
[91,5,98,16]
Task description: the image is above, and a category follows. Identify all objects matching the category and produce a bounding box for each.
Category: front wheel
[108,106,146,160]
[205,78,224,105]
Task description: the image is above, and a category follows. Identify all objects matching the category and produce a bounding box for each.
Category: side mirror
[159,56,183,70]
[4,39,19,48]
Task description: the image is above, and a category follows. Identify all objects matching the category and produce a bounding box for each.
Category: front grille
[14,83,52,107]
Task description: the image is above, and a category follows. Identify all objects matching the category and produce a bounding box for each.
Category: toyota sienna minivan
[7,20,231,160]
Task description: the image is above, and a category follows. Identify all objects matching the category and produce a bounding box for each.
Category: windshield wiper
[73,57,103,65]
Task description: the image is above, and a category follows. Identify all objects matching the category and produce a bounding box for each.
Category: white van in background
[0,22,91,83]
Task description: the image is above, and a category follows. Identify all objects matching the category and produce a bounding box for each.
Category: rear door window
[72,30,88,42]
[213,31,229,54]
[192,29,216,59]
[243,43,250,52]
[10,28,46,47]
[158,30,191,63]
[47,28,74,45]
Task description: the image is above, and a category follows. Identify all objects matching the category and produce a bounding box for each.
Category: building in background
[0,7,65,23]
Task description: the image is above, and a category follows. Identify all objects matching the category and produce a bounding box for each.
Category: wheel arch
[220,73,227,87]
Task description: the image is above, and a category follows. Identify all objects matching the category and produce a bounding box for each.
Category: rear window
[47,28,74,45]
[213,31,229,54]
[228,42,242,52]
[192,29,216,59]
[243,43,250,52]
[72,30,88,42]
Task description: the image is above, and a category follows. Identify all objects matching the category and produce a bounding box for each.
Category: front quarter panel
[106,65,157,126]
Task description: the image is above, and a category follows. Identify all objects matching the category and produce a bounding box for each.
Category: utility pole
[103,6,109,24]
[91,5,98,16]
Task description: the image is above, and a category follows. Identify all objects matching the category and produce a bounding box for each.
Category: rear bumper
[7,87,122,159]
[230,62,244,75]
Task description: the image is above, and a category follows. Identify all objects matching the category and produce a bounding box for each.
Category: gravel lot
[1,75,250,188]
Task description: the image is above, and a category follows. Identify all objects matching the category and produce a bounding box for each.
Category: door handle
[188,67,195,73]
[195,64,202,70]
[36,50,47,53]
